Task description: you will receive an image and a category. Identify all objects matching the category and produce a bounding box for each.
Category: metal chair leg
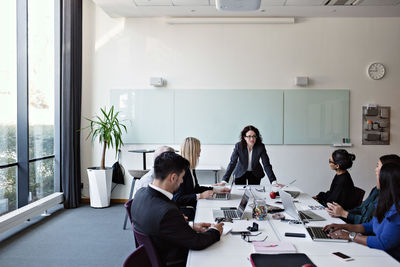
[123,178,136,230]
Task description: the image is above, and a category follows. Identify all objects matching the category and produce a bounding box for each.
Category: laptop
[284,190,300,198]
[211,182,233,200]
[212,189,250,220]
[279,190,347,243]
[279,190,325,222]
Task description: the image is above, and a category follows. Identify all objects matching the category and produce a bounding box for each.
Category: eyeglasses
[245,135,257,139]
[329,160,335,164]
[241,232,268,243]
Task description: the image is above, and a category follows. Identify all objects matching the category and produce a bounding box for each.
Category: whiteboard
[174,90,283,144]
[110,89,349,145]
[284,90,349,145]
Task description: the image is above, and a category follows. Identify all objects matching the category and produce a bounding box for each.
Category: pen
[263,244,278,247]
[283,179,296,188]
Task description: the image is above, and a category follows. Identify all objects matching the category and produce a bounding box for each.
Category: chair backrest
[124,199,134,226]
[134,228,162,267]
[123,244,152,267]
[353,187,366,206]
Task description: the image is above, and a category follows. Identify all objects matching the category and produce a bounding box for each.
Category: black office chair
[134,228,163,267]
[123,244,152,267]
[353,186,366,207]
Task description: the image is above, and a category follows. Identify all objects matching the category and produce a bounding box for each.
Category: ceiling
[93,0,400,18]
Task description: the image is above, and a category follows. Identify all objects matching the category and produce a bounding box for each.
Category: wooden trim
[80,198,128,204]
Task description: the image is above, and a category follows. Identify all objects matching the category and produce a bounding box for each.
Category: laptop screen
[279,190,300,221]
[237,189,250,213]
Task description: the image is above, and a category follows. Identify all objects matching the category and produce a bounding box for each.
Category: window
[0,0,60,216]
[0,0,17,215]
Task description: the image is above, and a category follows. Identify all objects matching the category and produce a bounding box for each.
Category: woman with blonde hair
[173,137,230,220]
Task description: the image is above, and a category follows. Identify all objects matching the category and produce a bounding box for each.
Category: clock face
[368,63,385,80]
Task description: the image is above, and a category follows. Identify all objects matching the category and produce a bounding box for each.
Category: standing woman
[315,149,357,209]
[220,125,281,186]
[173,137,229,219]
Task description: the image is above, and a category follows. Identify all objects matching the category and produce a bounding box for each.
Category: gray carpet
[0,203,135,267]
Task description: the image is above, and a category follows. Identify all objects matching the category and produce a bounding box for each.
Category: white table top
[196,165,222,171]
[187,186,398,267]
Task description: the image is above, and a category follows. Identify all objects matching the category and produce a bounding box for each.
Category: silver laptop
[279,190,325,222]
[279,190,347,243]
[212,189,250,220]
[211,182,233,200]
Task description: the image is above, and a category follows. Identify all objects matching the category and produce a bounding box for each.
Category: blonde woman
[173,137,230,219]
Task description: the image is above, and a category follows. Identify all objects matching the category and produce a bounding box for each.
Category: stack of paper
[253,241,296,254]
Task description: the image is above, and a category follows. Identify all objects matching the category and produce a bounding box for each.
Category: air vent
[325,0,355,5]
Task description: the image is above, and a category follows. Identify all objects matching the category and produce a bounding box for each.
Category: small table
[195,165,222,184]
[128,149,155,170]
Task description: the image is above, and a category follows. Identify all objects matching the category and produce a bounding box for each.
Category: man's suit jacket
[222,142,276,184]
[131,186,220,266]
[173,168,212,208]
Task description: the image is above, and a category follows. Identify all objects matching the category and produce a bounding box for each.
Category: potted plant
[83,106,126,208]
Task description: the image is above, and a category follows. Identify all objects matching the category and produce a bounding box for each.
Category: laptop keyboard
[223,210,239,219]
[307,227,330,239]
[215,193,227,199]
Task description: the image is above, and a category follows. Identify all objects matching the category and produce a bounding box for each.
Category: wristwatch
[349,232,357,242]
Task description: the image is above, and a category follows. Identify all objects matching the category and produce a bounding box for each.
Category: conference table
[187,185,398,267]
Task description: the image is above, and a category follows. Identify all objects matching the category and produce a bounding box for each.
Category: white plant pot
[87,167,113,208]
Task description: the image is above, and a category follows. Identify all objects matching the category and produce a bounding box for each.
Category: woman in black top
[314,149,357,210]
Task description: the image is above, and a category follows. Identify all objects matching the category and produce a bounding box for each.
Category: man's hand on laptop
[213,187,231,194]
[200,190,214,199]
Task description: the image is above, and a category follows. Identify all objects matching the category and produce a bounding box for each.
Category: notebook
[253,241,296,254]
[250,253,316,267]
[212,189,250,220]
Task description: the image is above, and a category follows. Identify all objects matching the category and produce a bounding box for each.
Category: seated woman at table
[218,125,282,186]
[326,154,400,224]
[323,162,400,262]
[314,149,357,209]
[173,137,230,220]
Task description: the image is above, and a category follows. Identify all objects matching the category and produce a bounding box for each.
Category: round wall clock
[368,63,385,80]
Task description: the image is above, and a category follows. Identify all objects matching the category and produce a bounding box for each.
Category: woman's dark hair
[240,125,263,147]
[375,162,400,223]
[380,154,400,165]
[331,149,356,170]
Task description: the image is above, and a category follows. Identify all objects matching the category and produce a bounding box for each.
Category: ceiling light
[215,0,261,12]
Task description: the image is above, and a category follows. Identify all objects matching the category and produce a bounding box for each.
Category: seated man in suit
[131,151,223,267]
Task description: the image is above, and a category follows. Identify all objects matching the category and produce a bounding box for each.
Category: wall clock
[368,63,385,80]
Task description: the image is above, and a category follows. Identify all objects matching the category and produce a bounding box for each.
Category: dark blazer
[173,168,212,208]
[131,186,220,266]
[222,142,276,184]
[316,172,357,210]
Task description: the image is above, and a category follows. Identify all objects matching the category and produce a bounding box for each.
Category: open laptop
[279,190,347,243]
[211,182,233,200]
[279,189,325,222]
[212,189,250,220]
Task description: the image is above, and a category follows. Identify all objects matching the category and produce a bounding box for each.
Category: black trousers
[234,171,261,185]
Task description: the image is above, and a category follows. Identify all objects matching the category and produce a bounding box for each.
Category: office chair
[353,187,366,207]
[134,228,162,267]
[124,199,138,247]
[123,244,152,267]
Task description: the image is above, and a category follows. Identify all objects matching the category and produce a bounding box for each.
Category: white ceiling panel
[134,0,172,6]
[285,0,327,6]
[358,0,400,6]
[260,0,286,6]
[172,0,210,6]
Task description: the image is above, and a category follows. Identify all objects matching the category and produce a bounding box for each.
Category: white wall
[82,0,400,199]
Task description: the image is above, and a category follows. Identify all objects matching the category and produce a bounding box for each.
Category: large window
[0,0,59,215]
[0,0,17,215]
